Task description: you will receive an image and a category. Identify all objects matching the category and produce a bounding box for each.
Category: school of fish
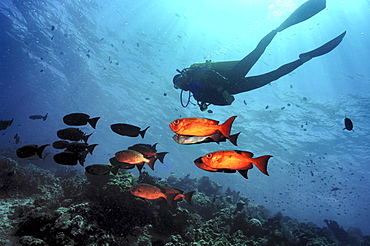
[4,112,353,207]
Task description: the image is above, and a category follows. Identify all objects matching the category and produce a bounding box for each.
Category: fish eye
[174,119,180,124]
[206,153,212,158]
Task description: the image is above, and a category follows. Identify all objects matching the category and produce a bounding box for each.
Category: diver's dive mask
[173,69,191,90]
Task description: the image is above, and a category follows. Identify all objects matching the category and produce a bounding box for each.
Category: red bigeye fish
[169,116,237,139]
[130,183,195,207]
[128,143,168,164]
[194,150,272,179]
[115,149,155,170]
[130,183,178,207]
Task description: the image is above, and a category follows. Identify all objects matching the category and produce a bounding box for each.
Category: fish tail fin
[184,191,195,205]
[36,144,50,159]
[228,132,241,146]
[88,117,100,129]
[253,155,272,176]
[156,152,168,163]
[219,116,237,138]
[147,158,156,170]
[152,143,158,150]
[78,150,88,166]
[82,133,93,143]
[42,113,48,121]
[111,166,120,175]
[164,193,177,207]
[87,144,98,155]
[140,126,150,138]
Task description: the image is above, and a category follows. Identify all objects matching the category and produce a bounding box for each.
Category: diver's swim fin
[299,31,346,62]
[276,0,326,32]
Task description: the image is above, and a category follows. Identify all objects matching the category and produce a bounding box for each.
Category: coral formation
[0,157,369,245]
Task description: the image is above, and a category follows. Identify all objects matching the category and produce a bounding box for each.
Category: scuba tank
[190,60,239,71]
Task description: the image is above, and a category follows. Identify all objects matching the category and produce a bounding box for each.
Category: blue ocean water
[0,0,369,237]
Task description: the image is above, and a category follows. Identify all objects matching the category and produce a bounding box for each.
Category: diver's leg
[227,0,326,79]
[276,0,326,32]
[228,60,303,94]
[229,31,346,94]
[227,30,278,79]
[299,31,346,62]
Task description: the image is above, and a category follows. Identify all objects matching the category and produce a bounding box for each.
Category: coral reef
[0,157,369,245]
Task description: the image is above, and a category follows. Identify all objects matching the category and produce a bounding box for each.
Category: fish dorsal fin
[235,150,253,158]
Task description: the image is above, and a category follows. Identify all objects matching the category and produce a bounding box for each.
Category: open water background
[1,0,369,234]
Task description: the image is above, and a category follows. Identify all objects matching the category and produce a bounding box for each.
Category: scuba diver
[173,0,346,111]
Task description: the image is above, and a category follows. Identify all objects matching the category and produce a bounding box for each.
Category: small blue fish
[29,113,48,121]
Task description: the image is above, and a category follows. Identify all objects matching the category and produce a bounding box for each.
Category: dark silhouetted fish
[52,140,70,149]
[52,140,97,155]
[343,117,353,131]
[110,123,149,138]
[16,144,49,159]
[29,113,48,121]
[68,143,98,155]
[57,128,92,143]
[53,150,87,166]
[53,151,79,166]
[14,133,20,144]
[63,113,100,129]
[0,118,13,130]
[85,164,119,175]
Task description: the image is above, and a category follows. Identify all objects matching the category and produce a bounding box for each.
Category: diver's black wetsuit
[173,0,346,110]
